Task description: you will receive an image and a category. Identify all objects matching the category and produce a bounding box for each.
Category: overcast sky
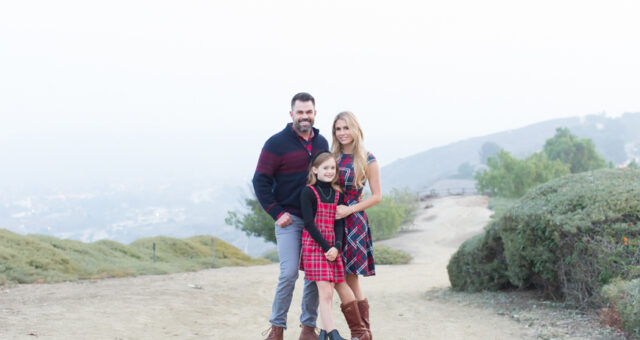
[1,0,639,185]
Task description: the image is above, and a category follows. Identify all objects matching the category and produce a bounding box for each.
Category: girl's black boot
[318,330,328,340]
[327,329,347,340]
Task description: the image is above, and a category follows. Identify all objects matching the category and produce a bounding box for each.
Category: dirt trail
[1,196,536,339]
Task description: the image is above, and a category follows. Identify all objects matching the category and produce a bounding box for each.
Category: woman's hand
[325,247,338,261]
[335,205,352,219]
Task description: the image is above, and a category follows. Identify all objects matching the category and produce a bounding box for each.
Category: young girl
[300,151,370,340]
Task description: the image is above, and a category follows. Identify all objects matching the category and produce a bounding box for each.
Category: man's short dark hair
[291,92,315,109]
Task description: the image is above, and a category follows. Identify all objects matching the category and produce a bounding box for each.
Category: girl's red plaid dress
[299,186,345,282]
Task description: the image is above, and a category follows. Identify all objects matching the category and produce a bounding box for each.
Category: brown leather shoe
[263,324,284,340]
[298,324,319,340]
[340,300,370,340]
[357,298,372,339]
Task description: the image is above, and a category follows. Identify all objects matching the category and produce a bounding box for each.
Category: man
[253,92,329,340]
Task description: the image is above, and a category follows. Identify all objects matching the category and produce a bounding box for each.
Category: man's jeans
[269,215,319,329]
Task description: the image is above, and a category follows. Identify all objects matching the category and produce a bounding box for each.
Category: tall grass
[0,229,269,285]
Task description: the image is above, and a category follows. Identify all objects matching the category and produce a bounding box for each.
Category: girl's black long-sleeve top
[300,181,346,253]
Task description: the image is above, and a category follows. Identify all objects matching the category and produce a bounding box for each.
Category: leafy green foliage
[366,196,404,240]
[602,278,640,337]
[373,244,412,265]
[447,223,512,292]
[225,194,276,244]
[449,169,640,308]
[543,127,607,173]
[367,188,418,240]
[0,229,268,285]
[475,150,570,198]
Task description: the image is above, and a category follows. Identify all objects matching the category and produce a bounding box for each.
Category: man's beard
[294,119,314,132]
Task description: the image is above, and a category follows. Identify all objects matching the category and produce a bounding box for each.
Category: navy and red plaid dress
[299,186,346,282]
[338,153,376,276]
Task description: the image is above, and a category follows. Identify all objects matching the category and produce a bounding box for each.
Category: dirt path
[1,196,536,339]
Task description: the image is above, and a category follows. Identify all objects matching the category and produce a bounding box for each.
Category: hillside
[0,228,269,285]
[382,112,640,191]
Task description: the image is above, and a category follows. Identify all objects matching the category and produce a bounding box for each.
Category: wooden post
[152,242,156,263]
[211,237,216,262]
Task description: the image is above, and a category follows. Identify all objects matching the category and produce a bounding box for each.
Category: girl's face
[334,119,354,146]
[313,158,337,183]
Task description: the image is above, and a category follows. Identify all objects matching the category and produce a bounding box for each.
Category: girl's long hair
[331,111,368,189]
[306,152,342,192]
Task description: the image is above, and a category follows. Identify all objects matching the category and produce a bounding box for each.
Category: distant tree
[628,160,639,169]
[479,142,502,164]
[453,162,475,179]
[543,127,607,173]
[475,150,569,198]
[225,190,275,244]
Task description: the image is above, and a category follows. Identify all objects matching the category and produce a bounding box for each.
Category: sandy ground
[0,196,537,340]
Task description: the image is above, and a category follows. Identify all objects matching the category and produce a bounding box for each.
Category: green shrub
[373,244,412,265]
[487,197,516,218]
[448,168,640,307]
[367,188,418,240]
[447,224,511,292]
[389,187,420,229]
[367,196,404,240]
[602,278,640,337]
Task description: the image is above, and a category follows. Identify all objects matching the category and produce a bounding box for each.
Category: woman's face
[334,119,354,146]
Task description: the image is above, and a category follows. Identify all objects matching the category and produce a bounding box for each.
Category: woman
[331,111,381,339]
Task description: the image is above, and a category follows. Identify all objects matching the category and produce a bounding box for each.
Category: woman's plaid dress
[338,153,376,276]
[299,186,345,282]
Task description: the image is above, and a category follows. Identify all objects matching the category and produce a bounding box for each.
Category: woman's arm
[336,160,382,219]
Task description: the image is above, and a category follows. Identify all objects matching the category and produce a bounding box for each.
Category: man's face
[290,100,316,133]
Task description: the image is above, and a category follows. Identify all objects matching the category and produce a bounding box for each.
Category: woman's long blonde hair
[331,111,369,189]
[306,152,342,192]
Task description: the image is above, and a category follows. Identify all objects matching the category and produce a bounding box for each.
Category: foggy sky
[2,0,639,185]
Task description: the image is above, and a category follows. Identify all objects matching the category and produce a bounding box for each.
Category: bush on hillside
[602,278,640,337]
[447,224,511,292]
[367,188,418,240]
[373,244,412,265]
[449,169,640,308]
[367,196,404,240]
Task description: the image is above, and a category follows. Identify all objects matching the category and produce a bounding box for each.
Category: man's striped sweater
[253,123,329,220]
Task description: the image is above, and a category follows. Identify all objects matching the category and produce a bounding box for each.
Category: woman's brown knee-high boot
[357,299,372,339]
[340,300,370,340]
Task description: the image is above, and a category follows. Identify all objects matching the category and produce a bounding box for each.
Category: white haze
[1,0,640,185]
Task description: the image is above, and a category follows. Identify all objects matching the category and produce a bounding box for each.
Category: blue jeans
[269,215,319,329]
